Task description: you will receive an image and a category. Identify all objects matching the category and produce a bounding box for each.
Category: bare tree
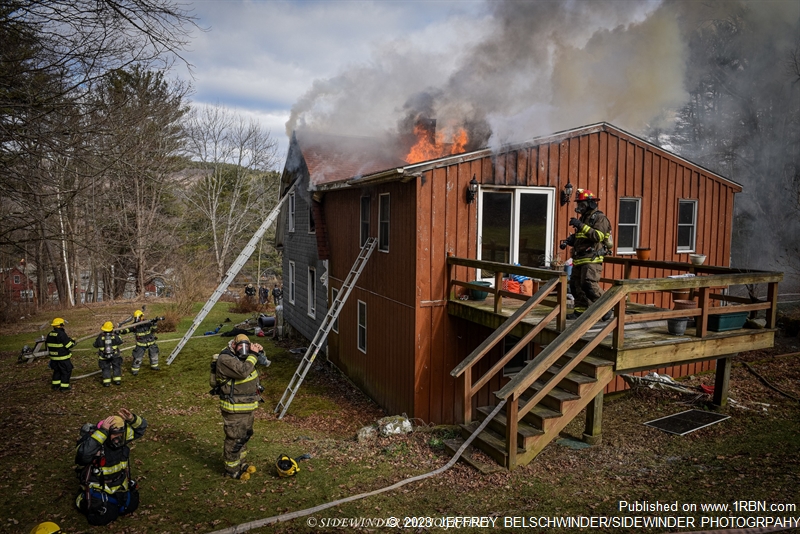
[182,106,279,281]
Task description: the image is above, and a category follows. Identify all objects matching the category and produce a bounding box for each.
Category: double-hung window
[288,192,296,233]
[677,200,697,252]
[307,267,316,318]
[357,300,367,353]
[617,198,641,254]
[288,261,296,304]
[360,196,371,246]
[378,193,390,252]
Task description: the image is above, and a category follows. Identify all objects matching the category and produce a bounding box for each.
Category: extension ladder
[274,237,377,419]
[166,183,296,366]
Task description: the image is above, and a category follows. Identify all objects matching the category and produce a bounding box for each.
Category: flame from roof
[405,124,469,164]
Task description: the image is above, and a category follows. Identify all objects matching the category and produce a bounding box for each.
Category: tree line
[1,1,281,313]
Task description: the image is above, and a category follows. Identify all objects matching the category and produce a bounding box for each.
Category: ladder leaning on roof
[166,183,296,366]
[275,236,377,419]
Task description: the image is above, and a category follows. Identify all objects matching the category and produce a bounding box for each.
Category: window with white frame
[378,193,390,252]
[307,267,316,318]
[288,261,296,304]
[617,198,641,254]
[308,204,315,234]
[331,288,339,333]
[360,196,370,246]
[357,300,367,353]
[677,200,697,252]
[288,192,296,232]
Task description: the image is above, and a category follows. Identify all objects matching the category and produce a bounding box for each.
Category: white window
[331,287,339,333]
[617,198,641,254]
[677,200,697,252]
[378,193,390,252]
[308,204,316,234]
[288,192,296,233]
[307,267,316,318]
[477,187,555,278]
[360,196,370,246]
[357,300,367,353]
[288,261,296,304]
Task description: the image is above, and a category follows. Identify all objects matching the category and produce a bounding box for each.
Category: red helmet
[575,189,598,201]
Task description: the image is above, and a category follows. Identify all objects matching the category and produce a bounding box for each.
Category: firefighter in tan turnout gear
[561,189,613,321]
[210,334,271,480]
[124,309,162,375]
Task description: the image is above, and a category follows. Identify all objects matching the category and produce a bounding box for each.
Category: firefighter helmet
[233,334,250,345]
[575,189,598,201]
[101,321,114,332]
[50,318,65,327]
[133,309,144,319]
[276,454,299,477]
[30,522,61,534]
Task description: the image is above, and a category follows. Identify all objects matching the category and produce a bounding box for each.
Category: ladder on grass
[275,237,377,419]
[166,183,296,366]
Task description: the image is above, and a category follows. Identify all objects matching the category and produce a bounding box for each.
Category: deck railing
[447,255,782,467]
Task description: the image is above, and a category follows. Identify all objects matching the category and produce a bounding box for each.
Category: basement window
[379,193,390,252]
[331,287,339,333]
[307,267,316,319]
[357,300,367,353]
[360,195,371,247]
[288,192,296,233]
[288,261,296,304]
[677,200,697,252]
[617,198,640,254]
[503,335,532,377]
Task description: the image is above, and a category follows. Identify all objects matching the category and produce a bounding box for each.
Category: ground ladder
[274,236,377,419]
[166,184,295,366]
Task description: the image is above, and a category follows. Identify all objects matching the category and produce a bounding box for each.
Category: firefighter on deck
[46,318,75,392]
[93,321,124,386]
[563,189,613,321]
[75,408,147,526]
[125,309,161,375]
[210,334,271,480]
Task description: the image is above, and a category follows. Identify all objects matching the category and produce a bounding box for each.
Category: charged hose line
[206,400,508,534]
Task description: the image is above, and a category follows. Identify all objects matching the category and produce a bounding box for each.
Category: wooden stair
[458,353,614,469]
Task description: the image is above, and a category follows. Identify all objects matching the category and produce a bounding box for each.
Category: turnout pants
[569,262,604,314]
[99,356,122,385]
[131,344,159,372]
[221,411,254,475]
[50,358,73,390]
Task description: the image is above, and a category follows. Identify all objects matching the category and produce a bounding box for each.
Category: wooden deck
[448,296,776,372]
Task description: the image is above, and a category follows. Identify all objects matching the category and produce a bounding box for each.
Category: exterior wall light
[560,181,573,206]
[467,176,479,204]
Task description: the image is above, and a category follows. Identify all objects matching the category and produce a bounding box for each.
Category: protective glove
[257,353,271,367]
[569,217,583,230]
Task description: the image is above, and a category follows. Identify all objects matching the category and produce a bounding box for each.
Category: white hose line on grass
[206,400,507,534]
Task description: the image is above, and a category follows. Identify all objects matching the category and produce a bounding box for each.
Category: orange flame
[405,125,469,164]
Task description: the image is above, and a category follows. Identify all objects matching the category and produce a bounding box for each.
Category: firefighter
[93,321,124,387]
[125,309,160,375]
[75,408,147,526]
[46,318,75,392]
[210,334,271,480]
[565,189,613,321]
[244,283,256,301]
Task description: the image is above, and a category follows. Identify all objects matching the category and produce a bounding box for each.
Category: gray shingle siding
[281,180,328,351]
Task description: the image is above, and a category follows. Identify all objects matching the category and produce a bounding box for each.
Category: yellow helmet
[133,309,144,319]
[233,333,250,345]
[50,318,65,327]
[101,321,114,332]
[276,454,299,477]
[30,522,61,534]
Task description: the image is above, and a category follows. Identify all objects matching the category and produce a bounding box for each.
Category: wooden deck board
[448,296,775,372]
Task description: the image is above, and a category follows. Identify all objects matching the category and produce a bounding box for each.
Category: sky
[178,0,492,169]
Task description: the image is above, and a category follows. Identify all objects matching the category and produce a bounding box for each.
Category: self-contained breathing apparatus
[102,333,114,360]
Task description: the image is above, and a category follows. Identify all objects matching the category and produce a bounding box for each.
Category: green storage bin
[469,281,491,301]
[708,311,748,332]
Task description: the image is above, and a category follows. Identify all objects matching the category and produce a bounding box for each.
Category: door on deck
[477,187,555,279]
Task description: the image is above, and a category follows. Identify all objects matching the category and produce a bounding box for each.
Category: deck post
[462,367,472,423]
[493,272,503,314]
[766,282,778,329]
[505,396,518,470]
[712,354,735,407]
[582,391,604,445]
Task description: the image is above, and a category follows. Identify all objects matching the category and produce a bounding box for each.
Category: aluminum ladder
[274,236,377,419]
[166,183,295,366]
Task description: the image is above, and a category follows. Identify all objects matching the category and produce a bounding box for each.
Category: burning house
[275,121,780,467]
